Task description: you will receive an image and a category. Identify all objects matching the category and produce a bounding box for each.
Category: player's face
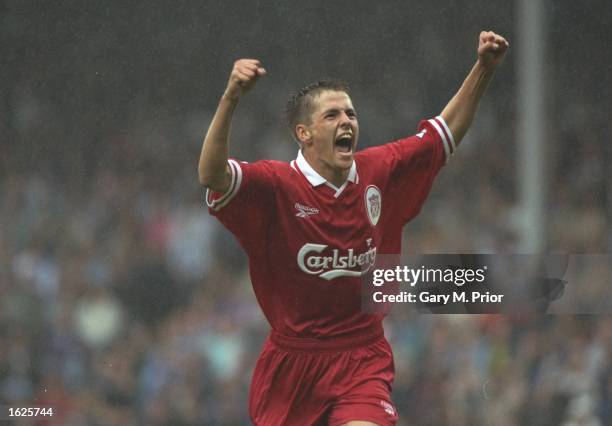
[306,90,359,174]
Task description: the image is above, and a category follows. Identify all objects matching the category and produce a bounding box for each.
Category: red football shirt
[207,116,455,339]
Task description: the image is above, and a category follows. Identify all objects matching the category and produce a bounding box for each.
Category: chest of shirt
[269,179,384,259]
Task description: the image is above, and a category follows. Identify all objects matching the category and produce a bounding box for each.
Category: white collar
[292,150,358,196]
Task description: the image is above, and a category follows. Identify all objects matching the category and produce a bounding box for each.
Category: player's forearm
[198,94,238,192]
[440,61,495,145]
[199,59,266,192]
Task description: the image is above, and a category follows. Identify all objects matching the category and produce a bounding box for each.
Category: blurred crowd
[1,1,611,425]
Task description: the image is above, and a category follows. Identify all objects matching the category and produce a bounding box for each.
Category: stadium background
[1,1,611,424]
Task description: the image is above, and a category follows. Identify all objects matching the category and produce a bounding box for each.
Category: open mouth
[334,134,353,153]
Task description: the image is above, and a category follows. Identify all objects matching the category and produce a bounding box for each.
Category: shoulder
[237,159,303,190]
[235,158,292,177]
[354,142,399,166]
[356,131,438,164]
[207,159,293,212]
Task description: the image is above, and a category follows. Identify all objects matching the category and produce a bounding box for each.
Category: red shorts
[249,326,398,426]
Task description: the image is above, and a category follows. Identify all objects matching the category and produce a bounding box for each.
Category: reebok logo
[295,202,319,218]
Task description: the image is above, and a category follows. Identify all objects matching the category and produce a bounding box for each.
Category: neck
[302,150,350,188]
[325,167,349,188]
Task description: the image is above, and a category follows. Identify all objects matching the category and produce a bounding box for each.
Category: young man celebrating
[199,31,509,426]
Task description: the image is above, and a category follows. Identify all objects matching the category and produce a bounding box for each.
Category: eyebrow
[320,107,356,116]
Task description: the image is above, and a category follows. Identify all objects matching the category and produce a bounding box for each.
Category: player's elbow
[198,168,230,193]
[198,169,215,188]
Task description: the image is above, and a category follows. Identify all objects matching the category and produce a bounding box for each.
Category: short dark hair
[285,79,350,141]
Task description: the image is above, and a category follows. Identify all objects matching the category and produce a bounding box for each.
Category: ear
[295,124,312,145]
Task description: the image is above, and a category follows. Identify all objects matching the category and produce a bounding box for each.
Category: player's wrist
[221,88,242,103]
[475,58,498,73]
[222,83,243,102]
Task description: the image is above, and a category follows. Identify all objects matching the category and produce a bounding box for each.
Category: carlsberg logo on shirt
[297,242,377,280]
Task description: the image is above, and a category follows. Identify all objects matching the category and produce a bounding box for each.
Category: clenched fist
[224,59,266,100]
[477,31,509,70]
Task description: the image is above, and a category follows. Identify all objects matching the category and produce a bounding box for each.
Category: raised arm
[198,59,266,193]
[440,31,509,145]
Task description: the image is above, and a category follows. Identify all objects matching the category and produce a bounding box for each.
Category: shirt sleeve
[205,159,276,250]
[361,115,456,227]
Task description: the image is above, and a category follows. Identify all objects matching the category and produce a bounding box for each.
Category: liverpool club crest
[364,185,382,226]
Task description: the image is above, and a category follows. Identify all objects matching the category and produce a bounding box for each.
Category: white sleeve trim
[205,159,243,211]
[435,116,456,152]
[427,116,456,163]
[428,119,450,162]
